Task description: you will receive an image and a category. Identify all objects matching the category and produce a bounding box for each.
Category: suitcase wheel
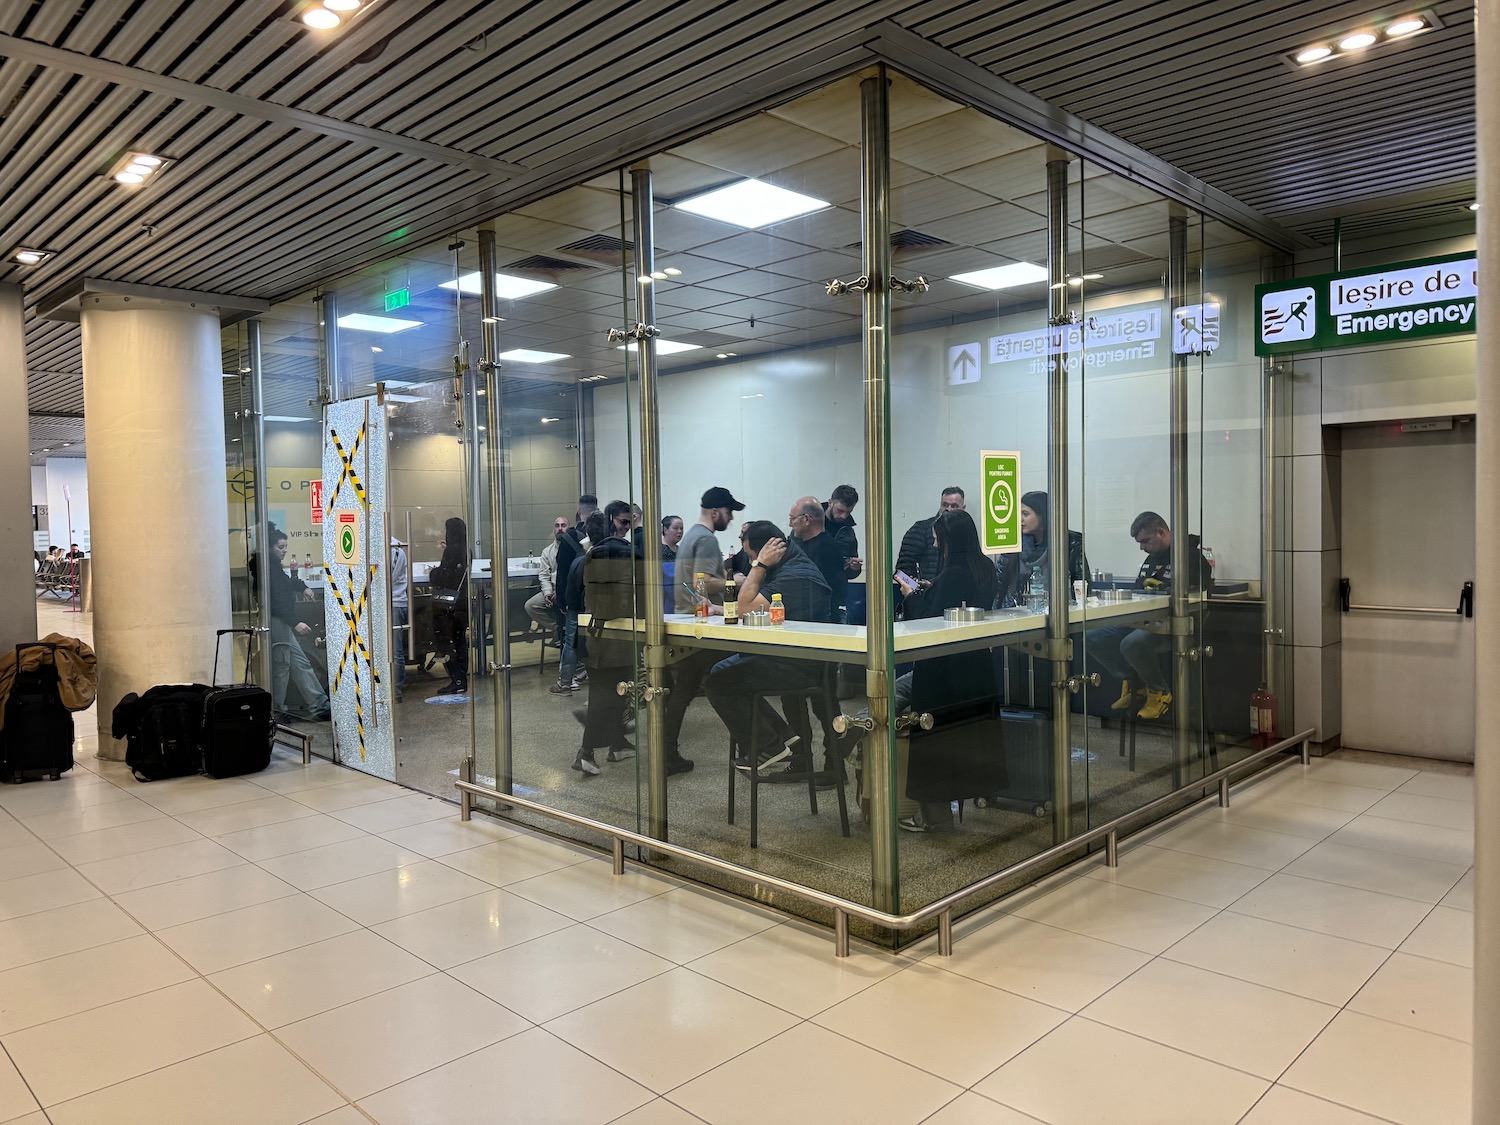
[50,771,61,781]
[974,796,990,809]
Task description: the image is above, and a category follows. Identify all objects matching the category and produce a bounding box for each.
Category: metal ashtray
[742,609,773,627]
[943,605,987,623]
[1104,589,1133,603]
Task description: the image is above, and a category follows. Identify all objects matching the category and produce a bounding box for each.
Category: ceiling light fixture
[108,150,171,186]
[440,271,558,300]
[337,313,422,333]
[663,267,682,277]
[1386,16,1427,36]
[264,415,314,423]
[673,179,831,229]
[303,6,340,28]
[11,247,54,265]
[498,348,571,363]
[1294,45,1333,63]
[1338,31,1377,50]
[615,339,702,355]
[324,0,361,9]
[950,262,1050,290]
[1289,12,1437,66]
[1470,202,1481,211]
[540,416,560,423]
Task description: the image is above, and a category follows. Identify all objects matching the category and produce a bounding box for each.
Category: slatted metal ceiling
[3,0,1476,465]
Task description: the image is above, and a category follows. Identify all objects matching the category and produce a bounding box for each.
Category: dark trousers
[580,664,633,751]
[663,648,719,756]
[706,653,822,757]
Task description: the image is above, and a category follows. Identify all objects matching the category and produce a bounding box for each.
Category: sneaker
[1137,689,1173,721]
[571,750,600,776]
[898,815,928,833]
[570,679,584,691]
[607,741,635,762]
[665,754,695,776]
[1110,680,1138,711]
[813,768,840,791]
[573,669,588,685]
[549,681,574,695]
[735,744,793,773]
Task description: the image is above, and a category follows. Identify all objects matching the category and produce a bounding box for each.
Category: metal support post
[1105,829,1118,868]
[860,70,899,915]
[459,756,474,821]
[246,318,272,692]
[834,909,849,958]
[1167,211,1193,788]
[478,231,515,796]
[1261,357,1282,703]
[630,164,670,844]
[937,910,953,957]
[1045,150,1074,845]
[1218,777,1230,807]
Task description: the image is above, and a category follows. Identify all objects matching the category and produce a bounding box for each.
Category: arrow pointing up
[953,350,978,379]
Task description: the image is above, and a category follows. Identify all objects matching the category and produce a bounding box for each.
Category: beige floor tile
[1081,843,1271,908]
[588,885,782,963]
[46,817,202,865]
[0,1049,39,1123]
[0,866,101,921]
[371,887,572,968]
[1241,773,1389,814]
[155,892,360,974]
[933,912,1151,1012]
[356,1026,653,1124]
[0,818,34,849]
[452,923,673,1023]
[1239,1085,1400,1123]
[256,835,425,891]
[1281,1010,1471,1125]
[74,836,244,894]
[1365,791,1475,831]
[1347,951,1471,1042]
[130,776,270,815]
[301,1109,367,1125]
[287,778,408,814]
[276,974,529,1100]
[1284,839,1469,903]
[247,759,355,794]
[1,979,259,1106]
[1302,759,1418,790]
[1441,869,1474,910]
[671,1022,961,1125]
[505,858,677,921]
[1082,958,1337,1079]
[44,1034,345,1125]
[212,814,368,861]
[111,863,299,930]
[376,814,517,857]
[0,841,66,881]
[329,792,454,833]
[1395,772,1474,803]
[174,794,321,837]
[975,1017,1268,1125]
[1325,816,1473,869]
[687,922,904,1018]
[209,928,435,1027]
[19,797,162,839]
[919,1092,1047,1123]
[546,967,800,1093]
[1399,905,1472,967]
[813,961,1066,1086]
[0,934,195,1035]
[1230,873,1433,948]
[1163,910,1389,1005]
[0,780,139,821]
[609,1099,710,1125]
[1209,794,1357,840]
[309,858,491,925]
[0,897,143,972]
[1007,876,1217,955]
[1141,816,1317,870]
[438,833,593,886]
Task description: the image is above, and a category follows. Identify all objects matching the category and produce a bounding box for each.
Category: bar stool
[727,665,849,847]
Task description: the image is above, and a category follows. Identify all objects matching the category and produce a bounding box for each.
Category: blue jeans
[1089,625,1171,693]
[558,612,580,685]
[392,605,408,697]
[706,653,822,757]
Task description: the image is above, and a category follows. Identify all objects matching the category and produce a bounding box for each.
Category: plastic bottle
[769,592,785,625]
[1026,566,1047,614]
[723,578,738,624]
[693,572,709,619]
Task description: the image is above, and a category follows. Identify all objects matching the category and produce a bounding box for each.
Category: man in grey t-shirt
[661,486,745,773]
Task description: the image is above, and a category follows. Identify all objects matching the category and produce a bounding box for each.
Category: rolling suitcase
[973,707,1053,818]
[1,642,75,783]
[201,628,274,778]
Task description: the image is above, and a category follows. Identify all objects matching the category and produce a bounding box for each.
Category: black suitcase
[905,700,1009,811]
[114,684,210,782]
[201,629,273,778]
[973,707,1053,818]
[1,643,75,783]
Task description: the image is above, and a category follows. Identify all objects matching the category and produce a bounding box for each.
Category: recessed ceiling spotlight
[663,267,682,277]
[1294,45,1333,63]
[1338,31,1377,50]
[371,346,383,352]
[1289,12,1439,66]
[108,151,170,186]
[650,271,668,280]
[114,171,145,184]
[674,179,831,229]
[540,416,560,423]
[1470,202,1481,211]
[11,247,54,265]
[303,6,340,28]
[1386,16,1427,35]
[481,315,505,324]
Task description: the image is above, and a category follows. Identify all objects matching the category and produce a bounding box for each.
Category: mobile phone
[894,570,917,594]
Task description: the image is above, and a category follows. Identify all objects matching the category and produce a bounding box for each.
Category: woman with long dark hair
[428,516,469,694]
[994,490,1088,608]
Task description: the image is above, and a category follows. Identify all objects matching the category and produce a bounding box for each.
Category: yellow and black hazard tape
[327,424,367,510]
[323,562,381,761]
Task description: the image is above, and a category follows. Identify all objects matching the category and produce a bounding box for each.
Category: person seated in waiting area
[994,490,1088,608]
[705,520,830,774]
[1087,510,1211,721]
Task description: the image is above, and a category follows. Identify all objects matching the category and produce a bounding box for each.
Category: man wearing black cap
[658,486,746,774]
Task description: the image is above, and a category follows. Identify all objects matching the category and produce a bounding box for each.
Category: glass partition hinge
[826,275,928,296]
[606,324,658,343]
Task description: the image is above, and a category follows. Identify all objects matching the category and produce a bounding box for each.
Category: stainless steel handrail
[454,728,1316,959]
[273,723,313,765]
[1346,604,1463,616]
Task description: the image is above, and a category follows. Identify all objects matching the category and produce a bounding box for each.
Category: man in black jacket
[896,486,966,590]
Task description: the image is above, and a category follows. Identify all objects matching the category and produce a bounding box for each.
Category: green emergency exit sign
[384,288,410,312]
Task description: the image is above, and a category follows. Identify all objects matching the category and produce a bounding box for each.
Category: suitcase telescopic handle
[213,628,257,686]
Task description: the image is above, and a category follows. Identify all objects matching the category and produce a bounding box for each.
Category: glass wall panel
[220,323,262,686]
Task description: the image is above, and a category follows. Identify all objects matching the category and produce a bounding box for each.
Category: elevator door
[1339,420,1474,761]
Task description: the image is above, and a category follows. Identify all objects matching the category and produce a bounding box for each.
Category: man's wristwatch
[751,559,767,570]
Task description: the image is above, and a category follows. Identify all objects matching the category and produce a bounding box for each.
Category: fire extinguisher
[1250,682,1279,749]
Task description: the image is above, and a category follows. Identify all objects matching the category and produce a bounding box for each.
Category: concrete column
[0,284,38,652]
[1473,2,1498,1115]
[81,295,230,756]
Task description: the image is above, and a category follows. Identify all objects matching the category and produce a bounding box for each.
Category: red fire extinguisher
[1250,682,1279,749]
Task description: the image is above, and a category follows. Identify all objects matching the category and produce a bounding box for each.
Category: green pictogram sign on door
[980,450,1020,553]
[333,510,361,566]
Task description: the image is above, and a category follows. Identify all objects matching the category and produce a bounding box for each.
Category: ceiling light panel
[615,340,703,355]
[673,179,831,229]
[498,349,571,363]
[949,262,1049,290]
[338,313,422,332]
[439,271,559,299]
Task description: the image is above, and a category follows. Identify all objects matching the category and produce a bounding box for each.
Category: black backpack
[112,684,211,781]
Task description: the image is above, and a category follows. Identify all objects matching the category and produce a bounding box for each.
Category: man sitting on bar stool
[706,520,831,775]
[1087,510,1211,721]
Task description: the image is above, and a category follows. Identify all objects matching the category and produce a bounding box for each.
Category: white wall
[30,467,46,506]
[44,458,90,551]
[593,265,1266,582]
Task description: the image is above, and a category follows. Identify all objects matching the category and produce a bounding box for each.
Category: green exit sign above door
[383,288,410,312]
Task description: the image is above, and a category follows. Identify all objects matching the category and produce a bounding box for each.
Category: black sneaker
[607,741,635,762]
[813,769,840,791]
[735,744,793,773]
[765,757,813,783]
[665,754,695,775]
[571,750,600,776]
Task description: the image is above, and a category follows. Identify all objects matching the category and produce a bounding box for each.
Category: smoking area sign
[980,450,1021,553]
[333,510,360,566]
[309,480,324,525]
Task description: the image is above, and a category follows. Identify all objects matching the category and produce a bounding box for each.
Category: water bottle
[1026,566,1047,614]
